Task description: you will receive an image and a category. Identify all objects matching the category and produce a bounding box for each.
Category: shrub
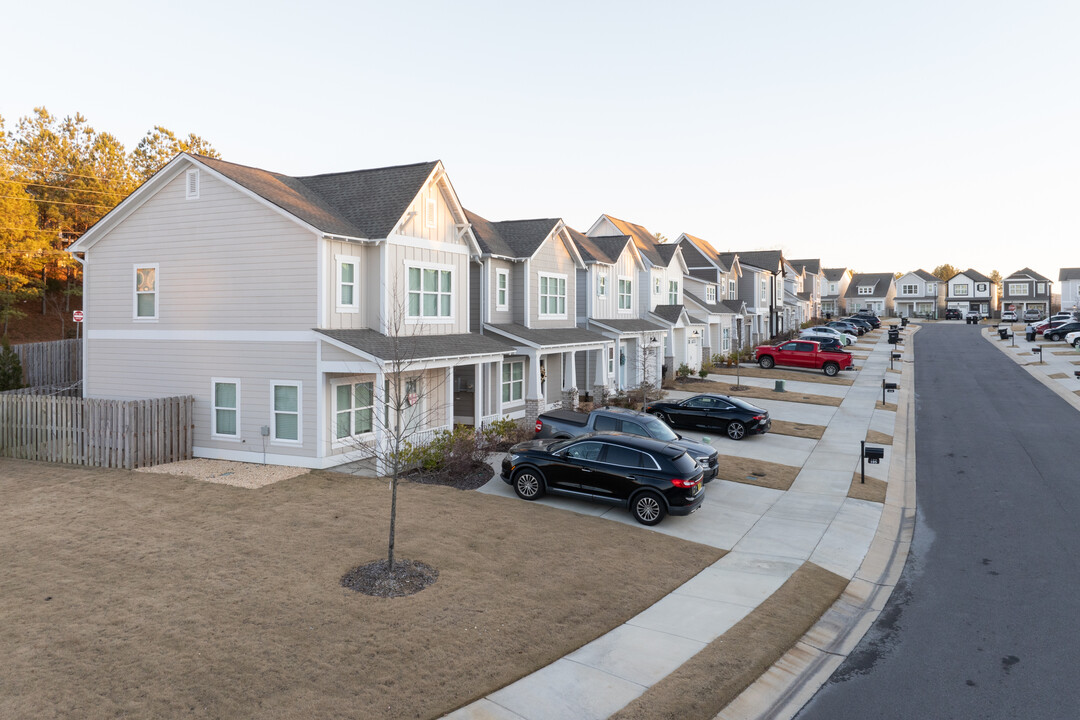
[675,363,693,380]
[0,337,24,392]
[481,417,533,452]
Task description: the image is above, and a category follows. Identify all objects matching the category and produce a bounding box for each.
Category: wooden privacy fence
[12,338,82,387]
[0,394,194,469]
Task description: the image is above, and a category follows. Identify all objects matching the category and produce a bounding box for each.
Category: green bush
[0,337,24,392]
[675,363,692,380]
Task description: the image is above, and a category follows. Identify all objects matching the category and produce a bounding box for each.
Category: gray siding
[470,262,482,328]
[488,258,515,325]
[529,233,578,329]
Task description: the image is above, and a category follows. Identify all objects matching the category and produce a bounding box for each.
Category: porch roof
[588,318,667,334]
[484,323,610,350]
[316,329,511,362]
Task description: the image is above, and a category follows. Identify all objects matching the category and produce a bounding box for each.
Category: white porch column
[524,349,542,425]
[444,367,453,429]
[473,361,484,427]
[373,367,386,475]
[562,350,579,409]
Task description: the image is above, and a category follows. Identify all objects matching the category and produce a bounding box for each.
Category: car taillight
[671,478,698,488]
[752,415,765,421]
[535,419,543,433]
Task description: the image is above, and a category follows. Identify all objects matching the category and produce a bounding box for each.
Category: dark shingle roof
[573,232,632,265]
[788,258,821,275]
[958,268,992,284]
[588,318,667,333]
[465,209,560,259]
[823,268,848,282]
[1006,267,1051,283]
[598,216,663,265]
[735,250,784,273]
[1060,268,1080,281]
[196,155,438,239]
[911,269,938,282]
[844,273,896,298]
[679,234,728,271]
[649,304,687,324]
[317,329,510,361]
[485,323,609,348]
[655,243,680,266]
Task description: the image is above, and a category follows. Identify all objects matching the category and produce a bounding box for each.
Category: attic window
[858,286,873,295]
[185,169,200,199]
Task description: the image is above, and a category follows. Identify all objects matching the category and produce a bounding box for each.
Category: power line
[5,164,132,182]
[0,194,113,210]
[0,225,81,237]
[0,177,128,196]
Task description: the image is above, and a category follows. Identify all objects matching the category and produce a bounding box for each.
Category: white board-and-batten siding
[85,169,318,333]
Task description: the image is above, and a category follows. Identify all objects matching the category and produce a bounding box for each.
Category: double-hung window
[617,278,633,311]
[901,284,918,295]
[668,280,678,304]
[272,382,301,443]
[705,285,716,303]
[134,264,158,320]
[538,274,566,317]
[954,284,969,296]
[722,327,730,351]
[408,265,452,319]
[495,269,509,311]
[502,361,523,403]
[212,379,239,439]
[337,258,359,312]
[729,280,737,299]
[858,286,873,295]
[335,381,373,440]
[597,273,607,298]
[1008,283,1028,296]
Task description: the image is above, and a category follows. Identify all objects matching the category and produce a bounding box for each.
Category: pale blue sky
[5,0,1077,282]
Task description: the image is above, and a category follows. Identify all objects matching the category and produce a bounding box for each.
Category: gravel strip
[136,458,310,489]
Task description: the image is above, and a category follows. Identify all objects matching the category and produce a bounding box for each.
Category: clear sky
[4,0,1077,282]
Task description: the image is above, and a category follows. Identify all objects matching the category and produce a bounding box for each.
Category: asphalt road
[795,323,1080,720]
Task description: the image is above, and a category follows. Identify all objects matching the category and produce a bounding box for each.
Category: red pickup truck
[754,339,853,376]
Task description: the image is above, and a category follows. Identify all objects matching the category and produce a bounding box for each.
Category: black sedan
[644,393,770,440]
[1044,322,1080,342]
[500,433,705,525]
[844,315,879,330]
[801,334,845,351]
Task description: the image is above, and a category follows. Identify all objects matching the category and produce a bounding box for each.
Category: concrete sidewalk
[450,327,917,720]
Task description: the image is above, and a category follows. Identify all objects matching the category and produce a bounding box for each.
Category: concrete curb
[715,325,919,720]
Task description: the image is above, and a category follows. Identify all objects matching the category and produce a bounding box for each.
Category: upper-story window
[728,280,736,299]
[618,278,632,311]
[1036,282,1046,295]
[760,279,767,304]
[858,286,873,295]
[337,257,359,312]
[407,265,452,319]
[538,273,567,317]
[1008,282,1029,297]
[975,283,988,295]
[828,282,837,294]
[705,285,716,303]
[953,283,969,296]
[597,272,607,298]
[495,269,509,311]
[901,284,918,295]
[654,277,661,295]
[668,280,678,305]
[927,283,937,294]
[134,264,158,320]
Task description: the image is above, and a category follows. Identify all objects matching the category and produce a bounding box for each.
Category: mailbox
[891,353,902,360]
[883,381,898,391]
[864,446,885,462]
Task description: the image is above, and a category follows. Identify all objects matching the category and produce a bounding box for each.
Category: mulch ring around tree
[341,558,439,597]
[406,462,495,490]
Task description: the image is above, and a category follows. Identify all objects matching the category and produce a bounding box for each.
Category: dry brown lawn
[708,365,853,386]
[0,459,724,720]
[677,380,843,407]
[770,420,826,440]
[1048,372,1069,379]
[1052,350,1078,356]
[866,429,893,445]
[611,562,847,720]
[849,473,888,503]
[875,400,897,411]
[716,456,800,491]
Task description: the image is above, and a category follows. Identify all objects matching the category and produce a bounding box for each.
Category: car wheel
[759,356,775,369]
[823,362,840,377]
[1074,338,1080,349]
[1049,333,1060,342]
[631,491,666,526]
[513,469,545,501]
[727,420,746,441]
[651,410,670,425]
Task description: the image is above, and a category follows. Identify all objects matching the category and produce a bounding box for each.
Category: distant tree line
[0,107,219,334]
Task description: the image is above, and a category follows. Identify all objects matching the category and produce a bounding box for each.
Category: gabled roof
[593,215,664,266]
[823,268,850,282]
[1060,268,1080,281]
[573,232,632,265]
[951,268,992,284]
[649,304,693,325]
[677,234,731,273]
[1005,267,1051,283]
[316,329,510,362]
[844,273,895,298]
[683,289,742,316]
[465,209,562,260]
[655,243,680,265]
[198,155,439,239]
[911,269,939,282]
[735,250,784,274]
[788,258,821,275]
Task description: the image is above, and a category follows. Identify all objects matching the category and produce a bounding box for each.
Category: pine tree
[0,336,25,391]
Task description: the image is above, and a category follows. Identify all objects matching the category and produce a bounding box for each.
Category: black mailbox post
[882,379,898,405]
[861,441,885,483]
[1032,346,1043,364]
[890,352,901,370]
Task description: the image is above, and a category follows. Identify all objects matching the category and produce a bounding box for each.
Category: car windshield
[643,418,679,441]
[547,438,576,453]
[728,397,763,412]
[670,452,699,475]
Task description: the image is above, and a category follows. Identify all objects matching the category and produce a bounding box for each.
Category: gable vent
[186,169,200,199]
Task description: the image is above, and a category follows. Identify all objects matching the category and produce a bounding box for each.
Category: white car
[1050,312,1076,323]
[801,326,856,345]
[1066,331,1080,348]
[1001,310,1018,322]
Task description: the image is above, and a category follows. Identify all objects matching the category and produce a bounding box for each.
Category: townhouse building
[788,259,823,322]
[735,251,786,343]
[821,268,852,318]
[845,273,896,315]
[1001,268,1052,319]
[675,233,747,360]
[893,269,944,319]
[946,269,998,318]
[68,154,511,469]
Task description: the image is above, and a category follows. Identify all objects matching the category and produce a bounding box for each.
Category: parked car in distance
[1066,331,1080,349]
[1050,312,1076,323]
[945,309,962,320]
[534,406,719,480]
[1036,319,1070,336]
[800,334,845,351]
[801,326,856,345]
[644,393,771,440]
[501,432,705,525]
[850,313,882,329]
[1045,321,1080,342]
[964,310,981,323]
[1023,308,1043,322]
[828,320,864,336]
[842,316,875,332]
[1001,310,1018,322]
[755,339,853,376]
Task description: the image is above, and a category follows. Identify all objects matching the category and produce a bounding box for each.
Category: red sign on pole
[73,310,84,323]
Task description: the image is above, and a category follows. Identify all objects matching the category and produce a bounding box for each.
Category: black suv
[501,432,706,525]
[945,309,962,320]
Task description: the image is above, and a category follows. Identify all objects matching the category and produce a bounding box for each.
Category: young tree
[0,336,25,391]
[132,126,220,182]
[933,264,959,282]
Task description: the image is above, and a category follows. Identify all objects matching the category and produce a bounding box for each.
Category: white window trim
[858,286,873,295]
[270,381,302,446]
[668,280,679,305]
[133,263,159,322]
[405,260,455,324]
[1036,282,1046,295]
[705,285,716,303]
[495,268,509,311]
[537,272,568,319]
[501,360,524,404]
[336,256,360,313]
[901,284,918,296]
[654,276,662,295]
[331,378,376,448]
[185,169,200,199]
[617,276,633,313]
[597,271,607,298]
[211,378,241,441]
[729,280,737,300]
[976,283,988,294]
